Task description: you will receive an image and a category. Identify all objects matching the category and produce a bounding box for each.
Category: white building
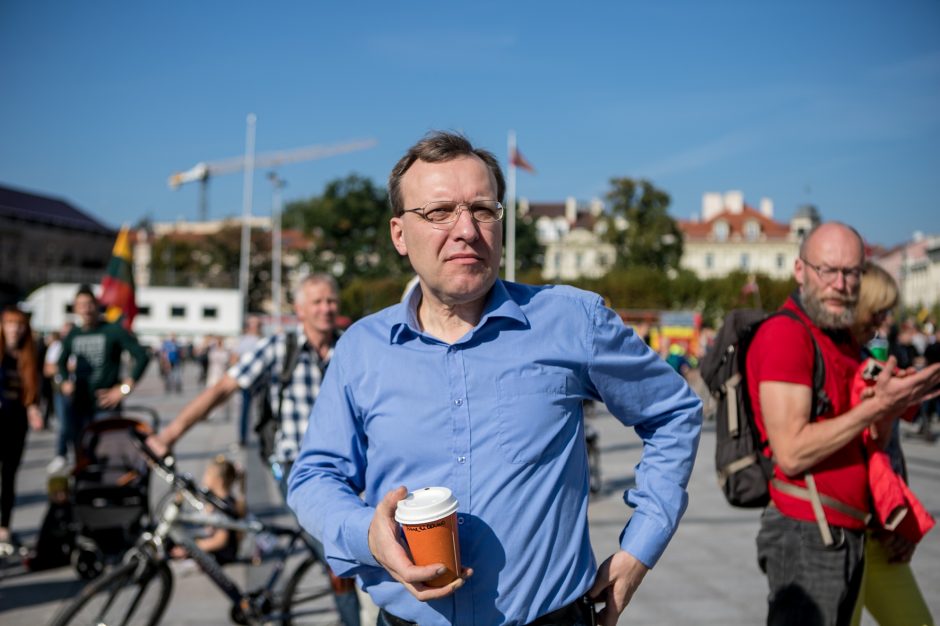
[873,232,940,310]
[677,191,819,279]
[25,283,242,347]
[521,197,616,281]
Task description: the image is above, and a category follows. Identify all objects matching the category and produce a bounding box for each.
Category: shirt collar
[389,279,528,344]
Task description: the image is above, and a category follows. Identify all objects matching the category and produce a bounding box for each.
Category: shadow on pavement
[0,576,83,613]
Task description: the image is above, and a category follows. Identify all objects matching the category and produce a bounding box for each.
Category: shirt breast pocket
[495,373,575,465]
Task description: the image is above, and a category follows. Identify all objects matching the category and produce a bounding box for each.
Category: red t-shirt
[746,297,869,529]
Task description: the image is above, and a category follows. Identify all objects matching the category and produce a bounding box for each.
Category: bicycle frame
[137,436,321,619]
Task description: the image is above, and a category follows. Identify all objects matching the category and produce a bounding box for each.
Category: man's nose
[450,206,479,238]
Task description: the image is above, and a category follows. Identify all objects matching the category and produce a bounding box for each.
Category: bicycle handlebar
[129,429,240,518]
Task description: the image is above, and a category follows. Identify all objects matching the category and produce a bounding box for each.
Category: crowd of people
[1,131,939,626]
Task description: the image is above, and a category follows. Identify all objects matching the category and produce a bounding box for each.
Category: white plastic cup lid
[394,487,459,525]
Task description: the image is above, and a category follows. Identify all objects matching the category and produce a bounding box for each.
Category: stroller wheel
[73,545,105,580]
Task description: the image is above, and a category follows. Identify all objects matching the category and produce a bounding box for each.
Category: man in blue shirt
[288,131,702,626]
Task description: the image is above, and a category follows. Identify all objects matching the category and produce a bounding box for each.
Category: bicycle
[49,430,340,626]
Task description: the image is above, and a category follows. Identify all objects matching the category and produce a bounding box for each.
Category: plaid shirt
[228,328,333,463]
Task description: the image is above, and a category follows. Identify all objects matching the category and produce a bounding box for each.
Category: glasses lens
[470,201,503,222]
[423,202,459,224]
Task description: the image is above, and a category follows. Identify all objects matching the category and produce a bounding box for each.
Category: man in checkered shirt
[150,273,361,626]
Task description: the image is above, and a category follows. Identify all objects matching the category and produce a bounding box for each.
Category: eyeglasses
[402,200,504,229]
[800,257,865,285]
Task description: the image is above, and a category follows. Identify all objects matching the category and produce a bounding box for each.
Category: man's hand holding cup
[368,486,471,601]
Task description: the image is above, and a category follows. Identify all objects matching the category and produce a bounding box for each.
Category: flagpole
[506,130,517,283]
[238,113,257,323]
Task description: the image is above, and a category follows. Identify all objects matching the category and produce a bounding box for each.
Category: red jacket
[850,358,935,544]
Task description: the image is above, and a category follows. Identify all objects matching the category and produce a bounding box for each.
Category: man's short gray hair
[293,273,339,305]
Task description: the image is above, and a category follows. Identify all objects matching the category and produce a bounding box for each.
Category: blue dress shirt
[288,280,702,626]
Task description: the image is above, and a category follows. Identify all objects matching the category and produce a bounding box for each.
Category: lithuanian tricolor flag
[100,225,138,330]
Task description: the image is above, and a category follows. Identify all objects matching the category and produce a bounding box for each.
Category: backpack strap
[274,331,302,420]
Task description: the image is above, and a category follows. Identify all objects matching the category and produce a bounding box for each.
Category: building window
[713,220,729,242]
[776,253,785,269]
[170,305,186,319]
[554,252,562,270]
[740,253,750,269]
[744,220,760,241]
[705,253,714,269]
[576,252,584,270]
[202,306,218,319]
[137,305,151,317]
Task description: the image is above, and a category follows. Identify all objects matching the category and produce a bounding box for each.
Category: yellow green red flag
[99,225,137,330]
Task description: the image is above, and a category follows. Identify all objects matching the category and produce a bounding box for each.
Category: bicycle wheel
[281,555,340,626]
[50,554,173,626]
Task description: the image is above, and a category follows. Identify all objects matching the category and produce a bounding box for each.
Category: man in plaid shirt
[151,273,361,626]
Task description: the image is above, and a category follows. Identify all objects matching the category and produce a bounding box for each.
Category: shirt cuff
[619,511,671,568]
[342,506,382,570]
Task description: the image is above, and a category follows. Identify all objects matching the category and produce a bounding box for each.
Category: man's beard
[800,283,857,330]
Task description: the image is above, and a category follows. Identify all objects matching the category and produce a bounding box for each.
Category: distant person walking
[159,334,183,394]
[50,285,149,474]
[1,307,44,553]
[234,316,262,447]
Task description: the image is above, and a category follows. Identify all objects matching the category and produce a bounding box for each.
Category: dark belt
[379,598,593,626]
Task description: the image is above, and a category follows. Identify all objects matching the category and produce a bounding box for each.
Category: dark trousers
[379,598,595,626]
[757,505,865,626]
[238,388,252,445]
[1,408,28,528]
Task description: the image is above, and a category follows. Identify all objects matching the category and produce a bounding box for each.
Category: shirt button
[454,398,463,406]
[458,517,464,525]
[457,456,466,464]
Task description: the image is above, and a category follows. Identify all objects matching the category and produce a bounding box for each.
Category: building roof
[0,184,114,235]
[526,202,566,218]
[678,205,790,241]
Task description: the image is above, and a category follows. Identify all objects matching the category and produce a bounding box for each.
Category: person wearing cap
[287,131,703,626]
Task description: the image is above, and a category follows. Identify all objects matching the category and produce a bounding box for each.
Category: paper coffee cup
[395,487,461,587]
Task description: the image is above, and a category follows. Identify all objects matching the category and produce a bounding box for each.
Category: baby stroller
[70,407,159,579]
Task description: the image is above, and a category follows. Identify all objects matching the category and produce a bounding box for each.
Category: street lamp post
[238,113,257,322]
[268,172,286,332]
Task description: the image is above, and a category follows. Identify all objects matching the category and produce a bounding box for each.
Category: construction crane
[168,138,378,221]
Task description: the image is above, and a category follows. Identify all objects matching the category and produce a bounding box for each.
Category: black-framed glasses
[800,257,865,285]
[402,200,504,229]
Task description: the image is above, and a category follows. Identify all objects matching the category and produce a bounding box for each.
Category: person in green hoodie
[50,285,149,473]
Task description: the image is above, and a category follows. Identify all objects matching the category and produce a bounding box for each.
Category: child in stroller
[70,410,157,578]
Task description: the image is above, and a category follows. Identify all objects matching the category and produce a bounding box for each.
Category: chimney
[724,190,744,214]
[589,197,603,216]
[518,197,530,217]
[565,196,578,224]
[702,192,723,221]
[759,197,774,219]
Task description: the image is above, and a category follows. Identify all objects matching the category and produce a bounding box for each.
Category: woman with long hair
[1,307,43,551]
[849,264,934,626]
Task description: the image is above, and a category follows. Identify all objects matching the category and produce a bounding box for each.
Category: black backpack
[700,308,829,508]
[254,332,302,463]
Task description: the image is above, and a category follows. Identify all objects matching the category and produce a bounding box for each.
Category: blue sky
[2,1,938,247]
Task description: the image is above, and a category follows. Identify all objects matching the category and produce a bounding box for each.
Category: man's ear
[390,217,408,256]
[794,257,805,287]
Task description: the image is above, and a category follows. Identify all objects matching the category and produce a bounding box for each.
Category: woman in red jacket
[849,264,934,626]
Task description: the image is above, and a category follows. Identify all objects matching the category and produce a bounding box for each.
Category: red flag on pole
[510,146,536,173]
[99,225,138,330]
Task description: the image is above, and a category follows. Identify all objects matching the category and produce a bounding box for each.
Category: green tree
[507,211,543,275]
[282,174,408,282]
[601,178,683,271]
